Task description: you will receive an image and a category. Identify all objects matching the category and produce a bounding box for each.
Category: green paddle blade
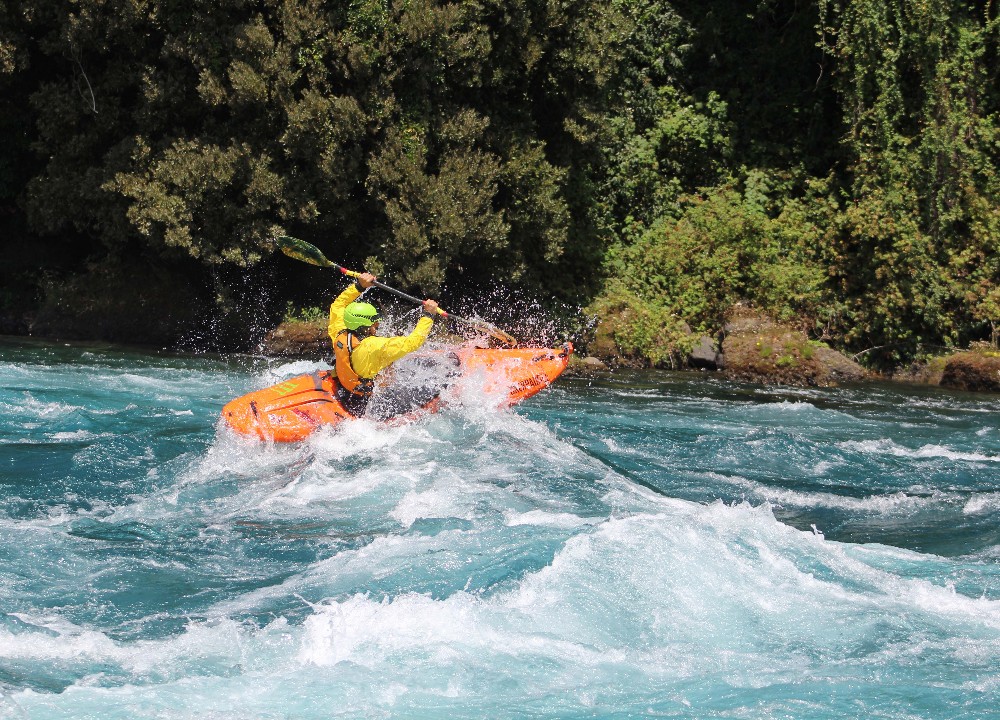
[275,235,333,268]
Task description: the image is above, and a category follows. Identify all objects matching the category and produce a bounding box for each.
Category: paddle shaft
[335,266,449,318]
[341,267,506,334]
[276,235,515,343]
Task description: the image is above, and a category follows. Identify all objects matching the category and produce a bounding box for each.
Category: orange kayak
[221,343,573,442]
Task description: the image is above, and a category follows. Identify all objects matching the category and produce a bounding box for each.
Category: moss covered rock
[940,350,1000,392]
[585,310,652,368]
[891,356,949,386]
[721,310,866,387]
[262,320,328,358]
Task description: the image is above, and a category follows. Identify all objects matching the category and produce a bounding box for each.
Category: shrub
[590,172,833,364]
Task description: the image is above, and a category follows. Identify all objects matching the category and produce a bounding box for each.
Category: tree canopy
[1,0,997,365]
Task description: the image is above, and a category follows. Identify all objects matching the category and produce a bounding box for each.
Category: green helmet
[343,301,380,331]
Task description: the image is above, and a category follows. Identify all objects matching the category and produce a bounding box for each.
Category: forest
[0,0,997,369]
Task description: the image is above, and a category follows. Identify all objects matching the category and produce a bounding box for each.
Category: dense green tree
[671,0,843,173]
[0,3,29,208]
[591,0,824,363]
[0,3,63,324]
[590,0,999,367]
[14,0,622,300]
[819,0,1000,364]
[1,0,997,363]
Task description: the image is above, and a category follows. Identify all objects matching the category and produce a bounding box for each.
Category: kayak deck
[221,343,572,442]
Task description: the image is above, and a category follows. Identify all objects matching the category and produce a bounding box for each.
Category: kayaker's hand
[357,272,376,289]
[422,299,439,317]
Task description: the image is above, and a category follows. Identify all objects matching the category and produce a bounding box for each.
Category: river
[1,337,998,719]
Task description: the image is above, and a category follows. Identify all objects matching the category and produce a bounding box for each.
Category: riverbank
[6,298,997,394]
[257,312,1000,394]
[574,339,999,395]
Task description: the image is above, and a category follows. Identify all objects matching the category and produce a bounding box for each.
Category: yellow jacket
[328,284,434,379]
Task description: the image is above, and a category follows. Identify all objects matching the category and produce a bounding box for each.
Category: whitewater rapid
[1,339,998,719]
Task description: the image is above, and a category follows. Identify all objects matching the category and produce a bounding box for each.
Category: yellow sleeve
[327,283,362,345]
[351,316,434,378]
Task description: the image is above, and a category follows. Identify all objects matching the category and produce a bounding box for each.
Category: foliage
[282,301,326,324]
[593,172,833,365]
[817,0,1000,366]
[0,0,997,365]
[669,0,843,173]
[600,88,731,243]
[587,0,999,369]
[10,0,622,298]
[32,257,209,344]
[589,291,694,367]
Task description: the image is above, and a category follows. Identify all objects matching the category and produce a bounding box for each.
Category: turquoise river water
[0,336,998,719]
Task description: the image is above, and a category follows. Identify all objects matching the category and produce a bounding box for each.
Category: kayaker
[328,272,439,416]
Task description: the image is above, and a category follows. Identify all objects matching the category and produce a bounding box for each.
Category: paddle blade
[444,311,517,346]
[275,236,333,268]
[491,329,518,346]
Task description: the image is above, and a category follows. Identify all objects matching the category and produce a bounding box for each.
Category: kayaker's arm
[351,315,434,377]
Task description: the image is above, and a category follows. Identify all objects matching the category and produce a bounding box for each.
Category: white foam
[4,500,1000,719]
[769,400,817,412]
[308,417,413,460]
[289,502,1000,691]
[612,388,663,399]
[708,472,956,514]
[260,360,330,385]
[2,615,119,662]
[964,493,1000,515]
[296,590,616,671]
[0,612,293,686]
[839,438,999,463]
[809,460,840,475]
[602,437,623,452]
[90,404,136,415]
[504,510,598,529]
[49,430,97,442]
[390,477,475,528]
[2,392,83,419]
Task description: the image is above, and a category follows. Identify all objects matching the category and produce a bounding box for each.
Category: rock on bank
[262,320,328,357]
[939,350,1000,392]
[263,309,875,390]
[585,307,866,387]
[718,310,867,387]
